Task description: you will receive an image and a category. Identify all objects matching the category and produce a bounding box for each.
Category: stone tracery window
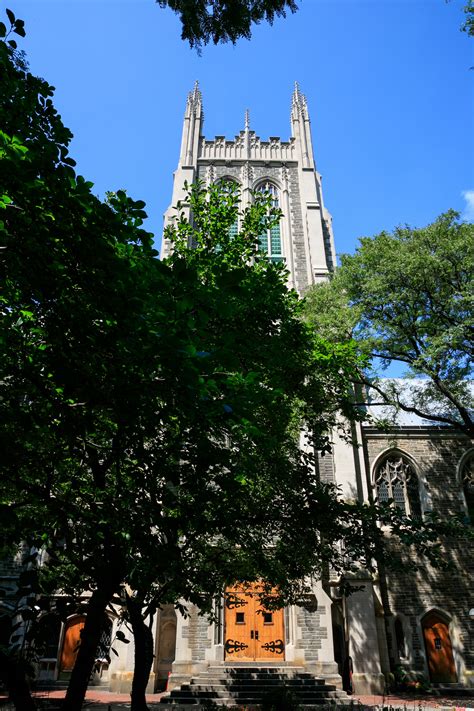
[256,181,283,264]
[375,454,421,517]
[218,179,239,241]
[461,454,474,522]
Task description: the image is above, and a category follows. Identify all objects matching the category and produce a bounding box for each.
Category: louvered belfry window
[375,455,421,517]
[256,181,283,263]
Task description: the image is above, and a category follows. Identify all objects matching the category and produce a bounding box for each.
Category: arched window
[256,181,283,264]
[461,453,474,522]
[375,454,421,517]
[96,616,113,661]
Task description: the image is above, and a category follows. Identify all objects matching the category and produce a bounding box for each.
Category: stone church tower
[18,84,472,702]
[157,84,386,697]
[161,82,336,293]
[155,85,473,701]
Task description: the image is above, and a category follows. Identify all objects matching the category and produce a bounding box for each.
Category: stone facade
[159,86,474,694]
[363,427,474,689]
[161,82,336,292]
[2,85,472,697]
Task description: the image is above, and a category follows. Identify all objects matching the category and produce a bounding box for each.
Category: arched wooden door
[224,583,284,661]
[60,615,86,672]
[422,612,457,683]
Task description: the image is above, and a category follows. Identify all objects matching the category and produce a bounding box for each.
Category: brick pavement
[2,689,474,708]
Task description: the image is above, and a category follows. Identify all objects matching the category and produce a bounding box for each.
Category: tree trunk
[1,654,37,711]
[62,582,115,711]
[127,594,154,711]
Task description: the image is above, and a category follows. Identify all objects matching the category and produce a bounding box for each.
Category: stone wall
[181,605,212,662]
[295,604,327,662]
[364,429,474,683]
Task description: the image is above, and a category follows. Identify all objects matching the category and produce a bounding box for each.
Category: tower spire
[292,81,307,118]
[187,80,202,109]
[290,82,312,168]
[244,108,250,131]
[180,80,203,166]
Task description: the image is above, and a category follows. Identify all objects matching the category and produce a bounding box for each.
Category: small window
[37,614,61,660]
[394,617,406,659]
[263,612,273,624]
[375,455,421,517]
[461,455,474,522]
[236,612,245,624]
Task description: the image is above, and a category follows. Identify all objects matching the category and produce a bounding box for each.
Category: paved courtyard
[2,688,474,709]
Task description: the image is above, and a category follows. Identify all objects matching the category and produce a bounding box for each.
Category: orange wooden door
[224,584,284,661]
[255,598,285,660]
[60,615,85,671]
[224,587,255,660]
[422,614,457,683]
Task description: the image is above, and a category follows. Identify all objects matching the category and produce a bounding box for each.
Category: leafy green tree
[0,13,362,709]
[462,0,474,36]
[303,211,474,436]
[1,11,467,711]
[157,0,298,49]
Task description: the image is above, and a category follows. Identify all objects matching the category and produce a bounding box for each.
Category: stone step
[171,688,343,699]
[184,681,339,691]
[199,671,322,680]
[161,696,337,706]
[185,679,342,688]
[207,665,305,673]
[161,667,350,706]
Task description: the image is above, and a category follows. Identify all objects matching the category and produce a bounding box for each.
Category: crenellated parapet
[199,132,296,163]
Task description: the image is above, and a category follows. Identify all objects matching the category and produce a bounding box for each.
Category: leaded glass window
[219,179,239,240]
[461,455,474,522]
[256,181,283,264]
[375,455,421,517]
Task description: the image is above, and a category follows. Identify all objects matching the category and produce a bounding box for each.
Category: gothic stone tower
[157,85,386,696]
[146,87,474,696]
[161,82,336,293]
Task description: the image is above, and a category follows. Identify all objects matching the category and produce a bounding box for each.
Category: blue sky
[10,0,474,256]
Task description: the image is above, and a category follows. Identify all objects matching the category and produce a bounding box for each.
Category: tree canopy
[303,211,474,436]
[157,0,297,48]
[0,12,367,708]
[1,9,469,711]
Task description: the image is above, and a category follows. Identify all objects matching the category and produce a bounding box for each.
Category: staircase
[160,665,351,706]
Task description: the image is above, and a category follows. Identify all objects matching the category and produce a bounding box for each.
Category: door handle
[255,630,259,640]
[250,630,254,639]
[250,630,259,640]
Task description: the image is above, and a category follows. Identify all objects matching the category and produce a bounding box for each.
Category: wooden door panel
[224,589,255,660]
[255,601,285,660]
[423,615,457,683]
[225,584,284,661]
[60,616,85,671]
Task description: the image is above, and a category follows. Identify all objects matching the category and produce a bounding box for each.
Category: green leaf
[13,19,25,37]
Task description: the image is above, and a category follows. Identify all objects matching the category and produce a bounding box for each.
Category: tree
[462,0,474,36]
[303,211,474,437]
[157,0,298,49]
[1,13,365,708]
[1,12,465,711]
